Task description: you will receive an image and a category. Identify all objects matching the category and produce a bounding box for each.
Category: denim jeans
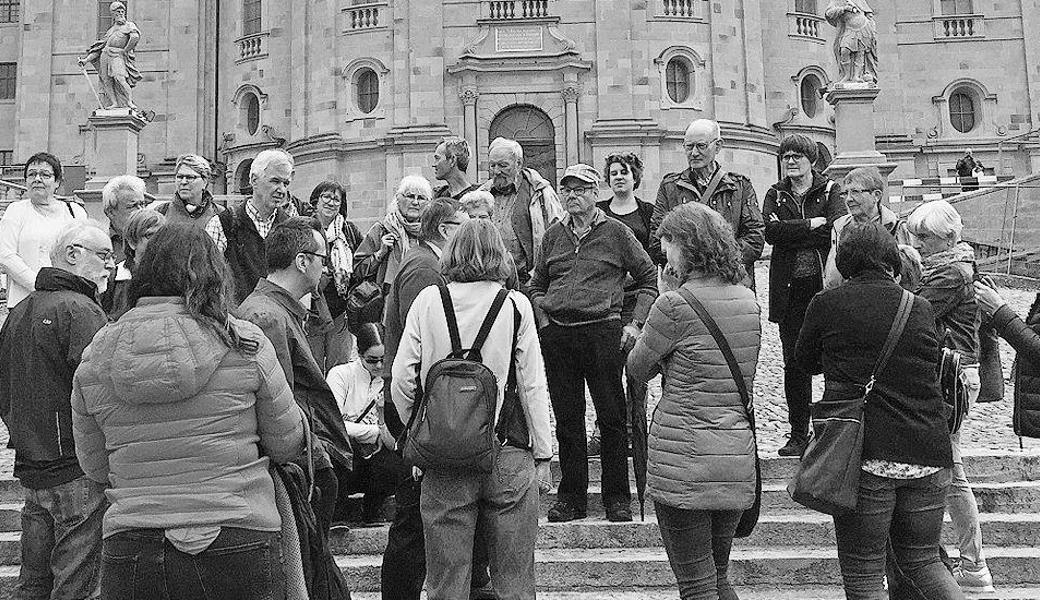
[541,321,630,507]
[947,366,986,572]
[654,503,741,600]
[420,445,539,600]
[834,469,964,600]
[17,475,107,600]
[100,527,284,600]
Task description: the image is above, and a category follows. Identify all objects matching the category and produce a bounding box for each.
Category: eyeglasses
[300,251,330,267]
[683,139,721,153]
[72,244,116,263]
[560,186,594,196]
[318,192,342,205]
[362,355,384,365]
[400,192,428,202]
[840,188,875,198]
[26,170,55,181]
[443,220,463,227]
[781,153,807,162]
[175,173,202,182]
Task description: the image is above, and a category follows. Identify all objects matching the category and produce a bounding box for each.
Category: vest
[218,202,288,306]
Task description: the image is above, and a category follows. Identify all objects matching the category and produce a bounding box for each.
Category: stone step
[328,513,1040,556]
[351,587,1040,600]
[335,546,1040,592]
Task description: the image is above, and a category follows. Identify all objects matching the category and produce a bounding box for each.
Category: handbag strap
[354,398,377,424]
[865,290,915,394]
[675,287,754,431]
[700,168,727,205]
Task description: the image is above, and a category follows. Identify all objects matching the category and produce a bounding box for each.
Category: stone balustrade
[236,32,267,63]
[487,0,549,20]
[934,14,984,39]
[348,3,386,30]
[789,12,824,41]
[661,0,696,18]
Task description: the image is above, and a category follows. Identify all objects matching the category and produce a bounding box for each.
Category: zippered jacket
[988,299,1040,438]
[762,172,846,323]
[0,267,107,488]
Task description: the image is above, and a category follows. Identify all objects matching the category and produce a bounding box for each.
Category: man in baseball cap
[528,163,658,523]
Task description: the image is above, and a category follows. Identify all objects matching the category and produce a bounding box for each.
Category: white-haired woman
[460,190,495,220]
[908,199,993,593]
[351,175,433,323]
[158,154,223,228]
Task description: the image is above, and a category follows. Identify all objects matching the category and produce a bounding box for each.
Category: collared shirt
[563,207,608,242]
[205,199,278,254]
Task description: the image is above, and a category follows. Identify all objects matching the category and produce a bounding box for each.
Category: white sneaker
[953,565,995,594]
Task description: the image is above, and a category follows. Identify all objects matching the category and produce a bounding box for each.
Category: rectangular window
[0,0,19,24]
[0,63,15,100]
[941,0,973,15]
[243,0,262,36]
[795,0,817,14]
[0,151,12,166]
[97,1,128,35]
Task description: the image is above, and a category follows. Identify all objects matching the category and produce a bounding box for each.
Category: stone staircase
[0,452,1037,598]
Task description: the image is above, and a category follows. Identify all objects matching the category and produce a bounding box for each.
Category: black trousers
[541,320,630,507]
[777,276,822,437]
[334,446,408,523]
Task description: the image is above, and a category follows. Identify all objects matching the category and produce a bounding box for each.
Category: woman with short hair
[71,223,307,600]
[795,222,961,600]
[103,208,165,319]
[627,202,760,600]
[391,219,552,600]
[460,190,495,220]
[908,199,992,593]
[159,154,223,227]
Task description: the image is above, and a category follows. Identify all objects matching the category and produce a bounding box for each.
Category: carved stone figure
[825,0,878,86]
[78,2,142,109]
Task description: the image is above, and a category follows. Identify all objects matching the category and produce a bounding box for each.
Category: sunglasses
[362,355,384,365]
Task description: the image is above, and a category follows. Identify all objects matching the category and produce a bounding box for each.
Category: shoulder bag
[675,287,760,538]
[787,290,914,516]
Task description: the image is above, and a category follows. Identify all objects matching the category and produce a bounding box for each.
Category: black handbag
[344,278,384,324]
[787,290,914,516]
[675,288,760,538]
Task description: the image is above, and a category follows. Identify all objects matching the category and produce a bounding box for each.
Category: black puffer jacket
[989,297,1040,438]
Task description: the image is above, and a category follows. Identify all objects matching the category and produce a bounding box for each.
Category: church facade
[1,0,1038,228]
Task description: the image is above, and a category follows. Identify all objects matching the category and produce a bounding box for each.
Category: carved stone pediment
[449,18,591,75]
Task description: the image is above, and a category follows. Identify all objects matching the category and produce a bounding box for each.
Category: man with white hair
[479,137,564,288]
[158,154,224,228]
[101,175,146,264]
[0,221,113,600]
[652,119,765,289]
[206,148,294,304]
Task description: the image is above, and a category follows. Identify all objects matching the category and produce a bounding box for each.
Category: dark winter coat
[989,298,1040,438]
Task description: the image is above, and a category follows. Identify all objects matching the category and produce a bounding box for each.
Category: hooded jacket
[71,298,307,537]
[0,267,107,489]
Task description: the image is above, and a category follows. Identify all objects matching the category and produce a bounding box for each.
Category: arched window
[236,159,254,195]
[356,69,379,114]
[243,93,260,135]
[243,0,262,36]
[800,74,822,118]
[949,89,977,133]
[489,105,557,186]
[665,58,691,103]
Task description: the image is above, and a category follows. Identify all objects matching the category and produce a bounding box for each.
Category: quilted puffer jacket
[989,297,1040,438]
[627,278,761,510]
[71,297,307,538]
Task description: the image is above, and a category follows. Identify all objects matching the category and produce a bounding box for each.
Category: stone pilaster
[562,84,581,166]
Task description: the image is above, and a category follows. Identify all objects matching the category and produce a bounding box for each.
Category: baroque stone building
[1,0,1038,228]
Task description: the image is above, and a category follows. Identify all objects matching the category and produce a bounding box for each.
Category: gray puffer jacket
[628,278,761,511]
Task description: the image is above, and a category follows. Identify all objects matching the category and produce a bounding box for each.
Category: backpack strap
[700,168,726,204]
[437,284,463,357]
[466,288,509,361]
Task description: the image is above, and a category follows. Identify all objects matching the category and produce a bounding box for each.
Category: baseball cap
[560,164,602,187]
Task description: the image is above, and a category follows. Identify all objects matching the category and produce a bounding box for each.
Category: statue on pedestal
[78,2,142,110]
[825,0,878,87]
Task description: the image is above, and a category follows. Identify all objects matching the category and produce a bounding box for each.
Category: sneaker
[605,498,633,522]
[778,433,808,457]
[954,565,995,593]
[547,500,587,523]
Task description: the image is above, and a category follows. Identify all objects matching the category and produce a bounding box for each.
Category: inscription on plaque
[496,26,543,52]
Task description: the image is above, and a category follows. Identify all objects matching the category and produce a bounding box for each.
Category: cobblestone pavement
[0,264,1036,478]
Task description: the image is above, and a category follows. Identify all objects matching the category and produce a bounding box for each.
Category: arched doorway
[235,159,253,195]
[815,142,833,171]
[489,105,557,186]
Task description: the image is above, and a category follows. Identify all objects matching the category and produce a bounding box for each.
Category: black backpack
[402,285,520,473]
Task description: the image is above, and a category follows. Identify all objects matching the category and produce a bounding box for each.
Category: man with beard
[78,1,141,109]
[157,154,224,228]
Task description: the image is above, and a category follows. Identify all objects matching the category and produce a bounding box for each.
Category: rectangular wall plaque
[495,26,543,52]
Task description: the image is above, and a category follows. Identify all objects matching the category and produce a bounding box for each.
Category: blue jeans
[100,527,284,600]
[834,470,964,600]
[654,503,741,600]
[17,476,107,600]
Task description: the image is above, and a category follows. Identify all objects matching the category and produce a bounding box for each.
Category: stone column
[563,85,581,166]
[459,87,479,177]
[824,87,897,184]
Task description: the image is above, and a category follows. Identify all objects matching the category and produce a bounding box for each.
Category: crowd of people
[0,116,1035,600]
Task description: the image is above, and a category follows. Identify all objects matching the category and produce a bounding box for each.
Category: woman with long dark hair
[71,223,306,600]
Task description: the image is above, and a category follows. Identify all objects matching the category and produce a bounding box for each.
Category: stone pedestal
[823,86,897,184]
[75,109,148,220]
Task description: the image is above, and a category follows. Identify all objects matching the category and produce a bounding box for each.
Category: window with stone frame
[795,0,818,14]
[800,74,822,117]
[97,1,128,35]
[940,0,973,15]
[243,92,260,135]
[665,58,691,103]
[0,150,12,166]
[0,63,15,100]
[356,68,379,114]
[243,0,262,36]
[949,89,977,133]
[0,0,19,24]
